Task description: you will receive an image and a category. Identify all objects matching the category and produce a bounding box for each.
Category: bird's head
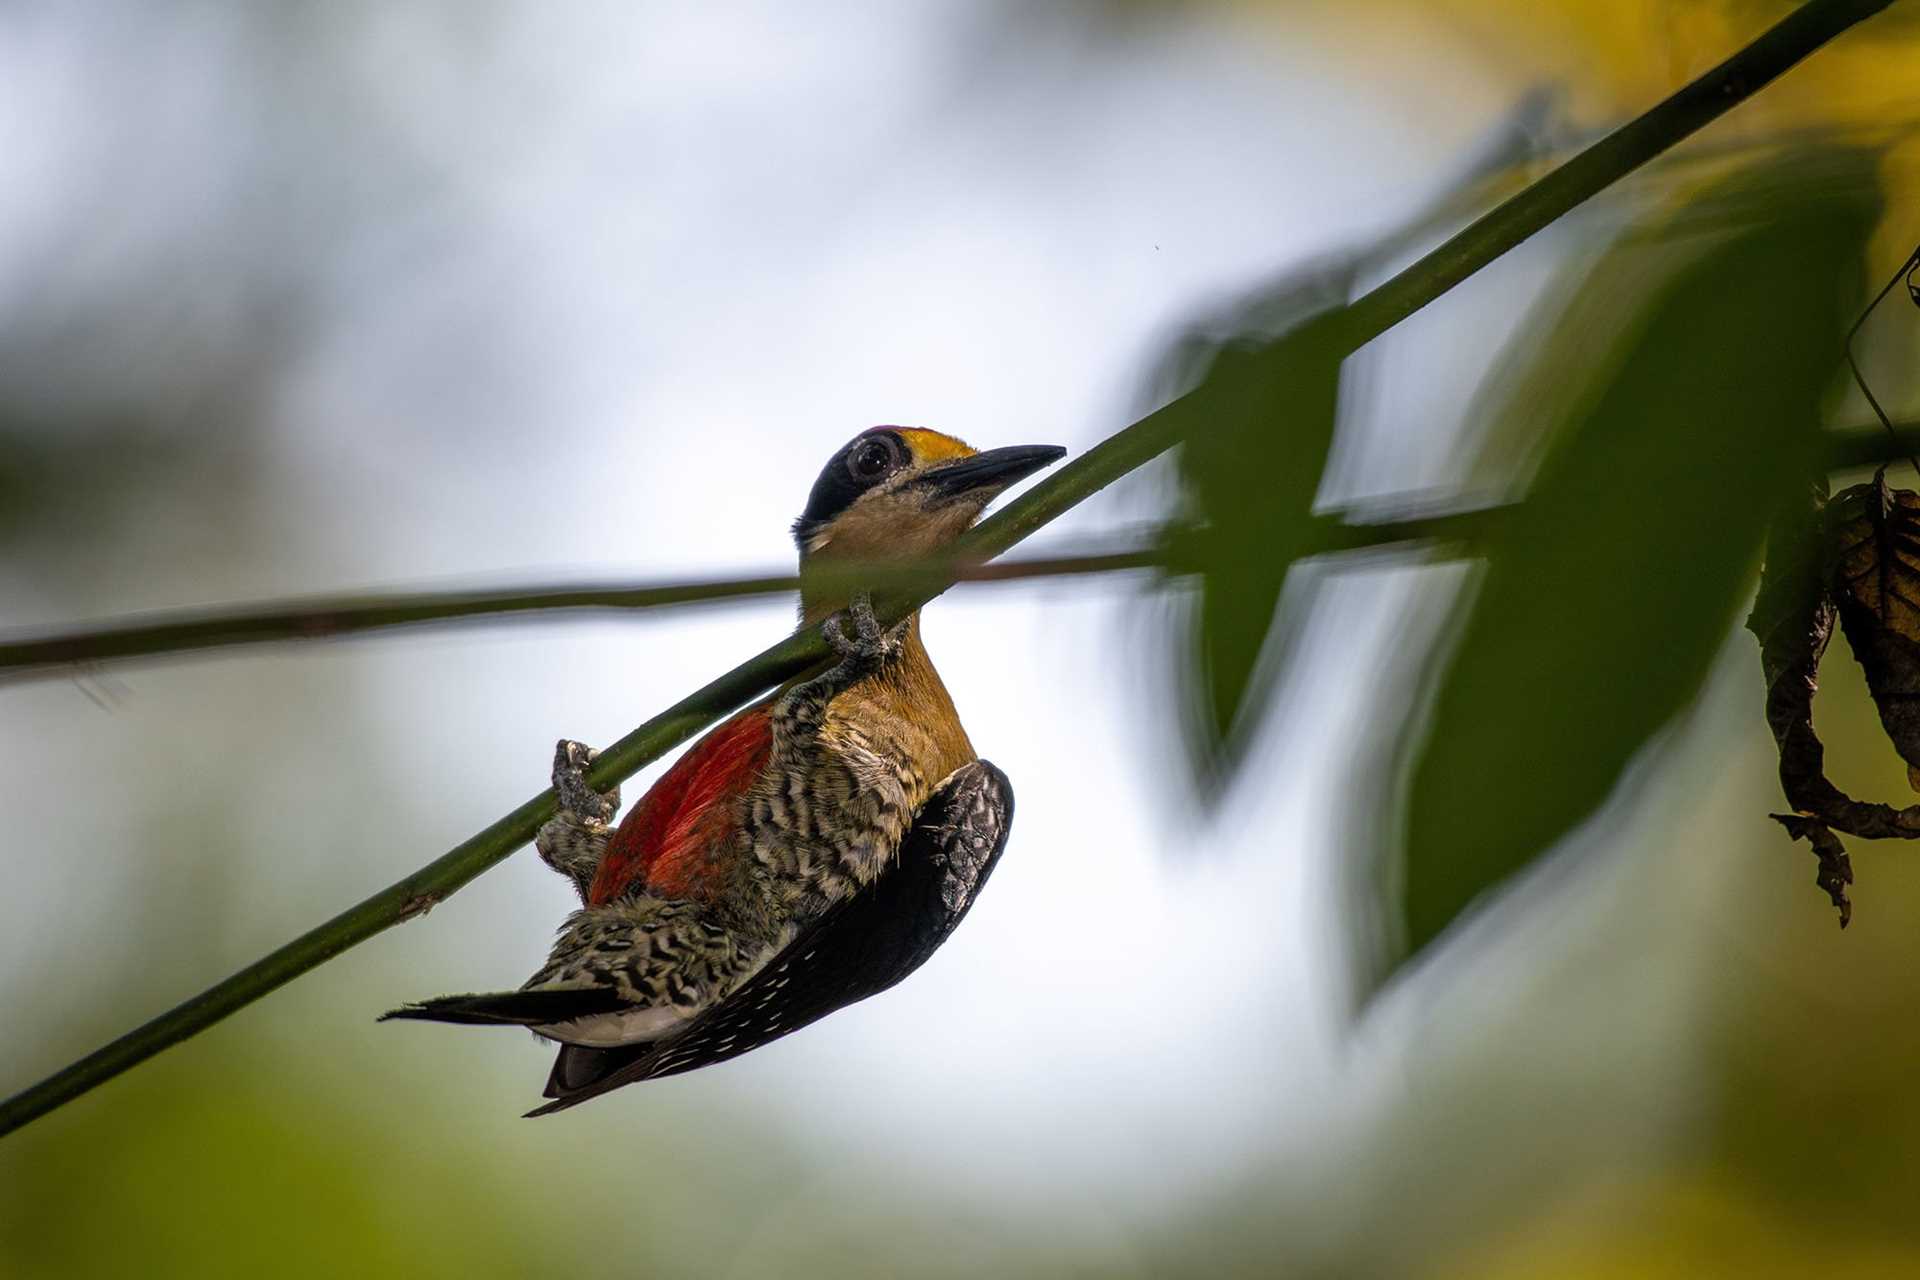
[793,427,1065,612]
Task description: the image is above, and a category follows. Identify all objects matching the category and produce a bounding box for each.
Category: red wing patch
[588,707,774,905]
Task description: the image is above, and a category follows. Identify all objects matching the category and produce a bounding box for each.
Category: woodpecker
[384,427,1064,1114]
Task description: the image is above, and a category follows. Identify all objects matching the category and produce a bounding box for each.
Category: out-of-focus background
[3,3,1919,1276]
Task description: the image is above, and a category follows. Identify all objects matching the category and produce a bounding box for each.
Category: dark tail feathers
[379,988,623,1028]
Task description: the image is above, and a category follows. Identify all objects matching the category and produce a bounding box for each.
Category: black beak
[916,444,1067,502]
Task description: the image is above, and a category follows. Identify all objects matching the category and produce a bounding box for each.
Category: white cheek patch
[536,1005,693,1048]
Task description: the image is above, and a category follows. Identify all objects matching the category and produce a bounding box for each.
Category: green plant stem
[0,0,1894,1141]
[8,422,1911,686]
[0,551,1158,682]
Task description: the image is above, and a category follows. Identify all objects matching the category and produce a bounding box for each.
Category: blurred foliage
[1436,644,1920,1279]
[1168,146,1883,985]
[1161,87,1562,792]
[1074,0,1920,265]
[1386,149,1880,977]
[1072,0,1920,108]
[1396,0,1920,124]
[0,1060,549,1280]
[0,415,228,564]
[1164,276,1351,791]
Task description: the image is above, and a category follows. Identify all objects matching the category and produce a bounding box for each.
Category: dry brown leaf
[1749,472,1920,926]
[1829,472,1920,783]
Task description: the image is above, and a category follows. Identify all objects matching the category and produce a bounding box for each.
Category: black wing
[528,758,1014,1116]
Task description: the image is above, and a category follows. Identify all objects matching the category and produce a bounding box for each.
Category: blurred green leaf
[1160,92,1563,797]
[0,417,171,548]
[1163,274,1351,792]
[1381,150,1881,984]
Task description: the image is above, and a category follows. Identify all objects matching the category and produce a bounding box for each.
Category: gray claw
[552,739,619,823]
[823,594,897,665]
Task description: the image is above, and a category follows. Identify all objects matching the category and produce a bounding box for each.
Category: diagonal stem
[0,0,1896,1141]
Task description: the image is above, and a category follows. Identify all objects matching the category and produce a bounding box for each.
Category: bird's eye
[847,436,902,482]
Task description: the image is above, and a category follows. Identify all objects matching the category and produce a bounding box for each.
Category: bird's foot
[822,594,903,673]
[777,597,907,733]
[537,739,620,902]
[551,739,620,823]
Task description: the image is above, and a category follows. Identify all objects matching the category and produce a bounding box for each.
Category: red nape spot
[588,707,774,905]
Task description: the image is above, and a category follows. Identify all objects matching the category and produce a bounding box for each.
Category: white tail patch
[535,1005,692,1048]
